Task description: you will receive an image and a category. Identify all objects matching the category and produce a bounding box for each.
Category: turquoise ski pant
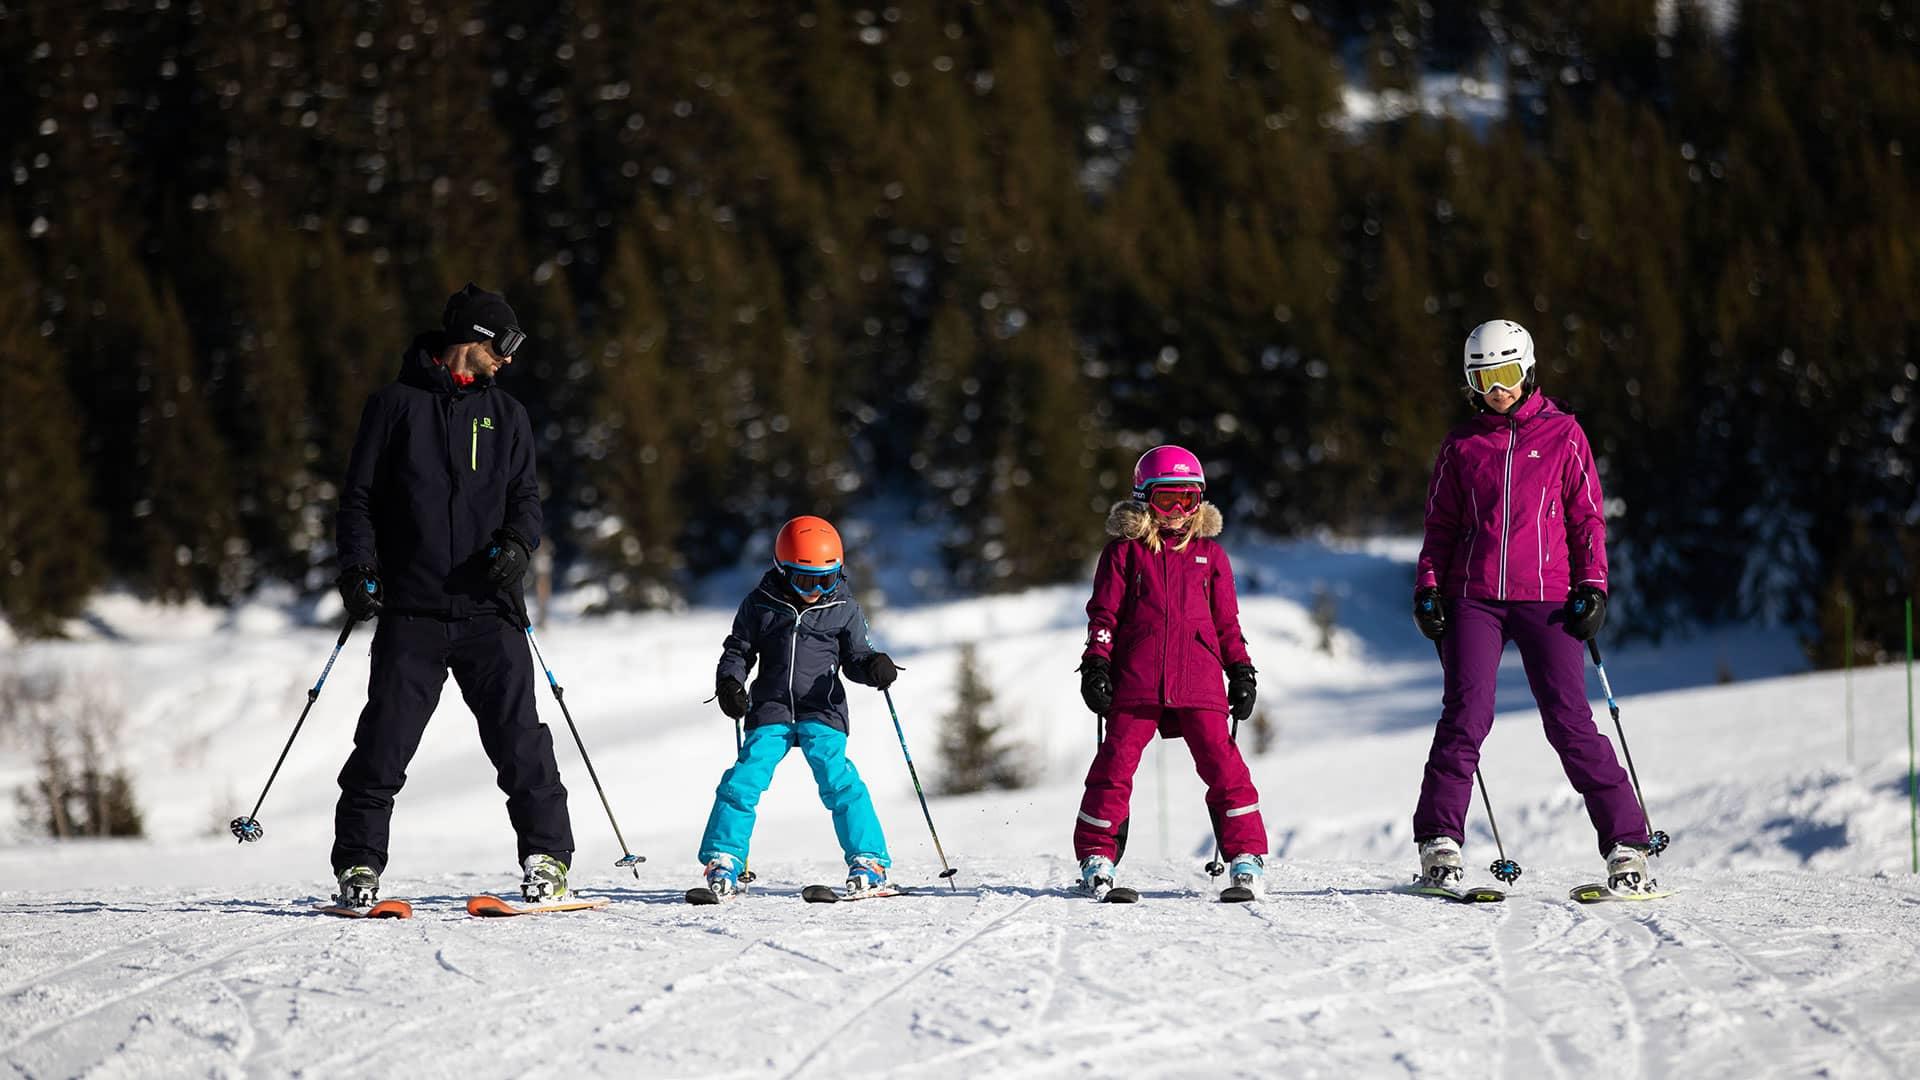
[698,720,890,868]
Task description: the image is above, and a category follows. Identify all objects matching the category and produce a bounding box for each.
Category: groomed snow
[4,537,1917,1077]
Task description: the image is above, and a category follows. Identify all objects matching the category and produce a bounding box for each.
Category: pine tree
[936,645,1030,795]
[0,219,104,634]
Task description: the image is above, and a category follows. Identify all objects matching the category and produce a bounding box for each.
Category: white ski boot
[1228,853,1266,897]
[521,854,569,903]
[1417,836,1465,891]
[1079,854,1117,900]
[704,853,743,899]
[1605,844,1654,895]
[846,856,890,896]
[335,865,379,909]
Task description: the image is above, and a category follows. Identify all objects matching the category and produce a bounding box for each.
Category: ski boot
[1417,836,1465,891]
[521,854,569,903]
[1079,854,1117,900]
[846,856,889,896]
[704,853,743,899]
[1228,853,1266,898]
[335,865,380,910]
[1605,843,1654,896]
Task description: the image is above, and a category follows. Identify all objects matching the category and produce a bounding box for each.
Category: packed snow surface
[3,537,1916,1078]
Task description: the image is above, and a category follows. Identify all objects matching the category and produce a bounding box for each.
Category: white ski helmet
[1462,319,1536,395]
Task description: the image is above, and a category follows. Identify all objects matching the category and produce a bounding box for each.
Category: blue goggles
[780,561,842,598]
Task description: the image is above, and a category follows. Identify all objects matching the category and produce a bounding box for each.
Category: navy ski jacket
[336,332,541,619]
[717,569,886,734]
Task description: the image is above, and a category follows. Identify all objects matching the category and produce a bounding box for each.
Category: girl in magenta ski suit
[1073,445,1267,898]
[1411,319,1656,896]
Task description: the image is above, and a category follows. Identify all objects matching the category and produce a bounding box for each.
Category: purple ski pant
[1414,598,1649,856]
[1074,708,1266,862]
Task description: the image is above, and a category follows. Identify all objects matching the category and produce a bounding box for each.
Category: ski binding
[317,898,413,919]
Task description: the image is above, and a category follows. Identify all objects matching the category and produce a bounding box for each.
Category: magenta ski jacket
[1082,502,1253,712]
[1415,393,1608,602]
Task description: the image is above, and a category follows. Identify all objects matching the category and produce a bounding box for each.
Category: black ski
[1219,885,1256,903]
[1100,886,1140,904]
[802,883,907,903]
[685,887,725,906]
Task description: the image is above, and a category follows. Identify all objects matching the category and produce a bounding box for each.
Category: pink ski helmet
[1131,445,1205,501]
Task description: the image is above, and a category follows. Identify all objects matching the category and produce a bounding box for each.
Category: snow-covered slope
[3,538,1916,1078]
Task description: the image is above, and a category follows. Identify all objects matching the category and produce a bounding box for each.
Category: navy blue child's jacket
[717,569,886,734]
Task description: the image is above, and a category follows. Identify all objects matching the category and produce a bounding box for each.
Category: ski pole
[230,617,358,844]
[883,687,959,889]
[517,603,646,876]
[1589,640,1670,854]
[734,716,756,885]
[1476,767,1522,883]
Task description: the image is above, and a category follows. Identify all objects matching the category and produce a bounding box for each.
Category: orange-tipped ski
[465,894,610,917]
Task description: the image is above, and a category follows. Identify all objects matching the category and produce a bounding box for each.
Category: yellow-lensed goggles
[1466,361,1528,394]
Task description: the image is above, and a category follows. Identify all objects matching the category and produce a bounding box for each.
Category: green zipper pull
[470,417,478,471]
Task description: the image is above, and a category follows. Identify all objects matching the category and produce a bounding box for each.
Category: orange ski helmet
[774,516,843,570]
[774,516,844,599]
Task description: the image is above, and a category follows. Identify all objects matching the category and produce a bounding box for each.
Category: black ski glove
[1225,663,1258,722]
[337,566,382,621]
[716,675,749,720]
[1079,657,1113,716]
[1564,585,1608,641]
[484,528,531,588]
[866,652,899,691]
[1413,586,1447,641]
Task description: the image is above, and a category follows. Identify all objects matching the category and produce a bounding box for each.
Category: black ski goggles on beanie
[482,325,527,359]
[442,283,525,357]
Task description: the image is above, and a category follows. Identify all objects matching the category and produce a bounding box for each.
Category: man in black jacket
[330,283,573,908]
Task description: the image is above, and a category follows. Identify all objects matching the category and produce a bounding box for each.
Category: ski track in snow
[9,863,1917,1078]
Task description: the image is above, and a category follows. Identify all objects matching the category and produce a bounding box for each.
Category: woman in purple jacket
[1074,446,1266,900]
[1411,319,1655,895]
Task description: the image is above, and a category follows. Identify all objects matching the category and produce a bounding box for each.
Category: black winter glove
[484,529,531,588]
[1564,585,1608,641]
[1413,586,1447,641]
[337,566,382,621]
[1225,663,1258,722]
[866,652,899,691]
[1078,657,1113,716]
[716,675,749,720]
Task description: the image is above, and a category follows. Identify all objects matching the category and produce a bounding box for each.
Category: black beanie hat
[441,283,520,348]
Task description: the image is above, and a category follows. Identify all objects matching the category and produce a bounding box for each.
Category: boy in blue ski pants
[699,516,901,897]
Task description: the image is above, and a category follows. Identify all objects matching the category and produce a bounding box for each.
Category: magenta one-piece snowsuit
[1413,393,1649,854]
[1074,502,1267,862]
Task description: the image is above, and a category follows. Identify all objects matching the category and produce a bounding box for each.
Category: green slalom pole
[1906,598,1915,874]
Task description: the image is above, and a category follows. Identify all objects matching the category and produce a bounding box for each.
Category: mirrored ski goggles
[1466,361,1527,394]
[484,325,527,359]
[1145,484,1203,515]
[781,562,842,598]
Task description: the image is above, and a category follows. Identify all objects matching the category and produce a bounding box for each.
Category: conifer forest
[1,1,1914,663]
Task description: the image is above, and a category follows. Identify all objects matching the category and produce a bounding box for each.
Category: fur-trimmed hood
[1106,500,1224,540]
